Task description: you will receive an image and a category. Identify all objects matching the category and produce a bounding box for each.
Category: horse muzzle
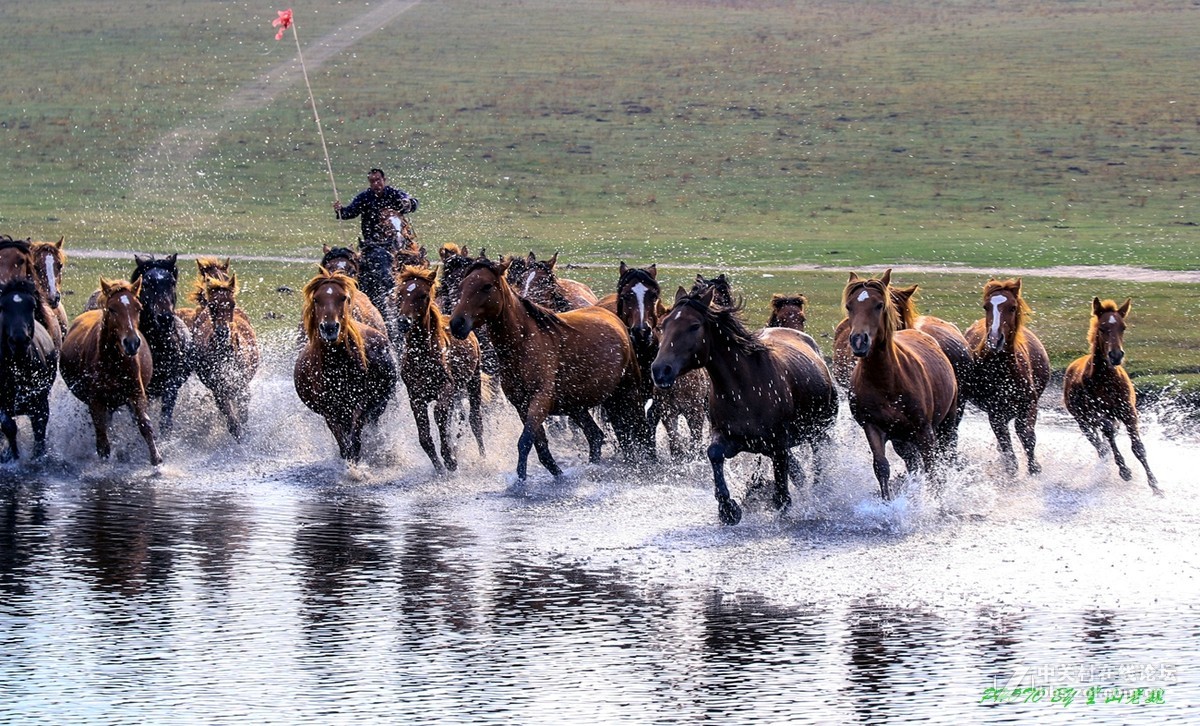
[986,332,1006,352]
[449,315,473,340]
[849,333,871,358]
[1108,349,1125,367]
[122,336,141,356]
[392,315,412,336]
[318,321,341,342]
[651,361,677,389]
[631,324,654,347]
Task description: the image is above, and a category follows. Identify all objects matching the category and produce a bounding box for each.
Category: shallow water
[2,336,1198,723]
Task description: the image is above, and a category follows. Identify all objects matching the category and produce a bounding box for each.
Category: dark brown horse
[962,278,1050,476]
[392,266,484,473]
[598,263,709,460]
[505,251,598,311]
[690,273,734,307]
[767,294,808,331]
[294,270,398,462]
[652,287,838,525]
[30,237,69,339]
[0,235,63,350]
[843,271,960,499]
[190,273,260,439]
[60,278,161,464]
[449,258,651,481]
[320,245,361,278]
[0,279,57,461]
[436,244,499,378]
[1063,297,1159,493]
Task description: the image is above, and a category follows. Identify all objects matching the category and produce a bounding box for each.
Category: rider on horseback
[333,168,419,249]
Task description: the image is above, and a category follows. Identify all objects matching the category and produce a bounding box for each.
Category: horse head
[767,293,808,331]
[979,278,1030,354]
[392,266,439,336]
[1090,297,1132,367]
[99,277,144,356]
[132,253,180,326]
[615,262,661,347]
[691,273,734,308]
[0,278,40,355]
[0,236,34,286]
[30,237,65,308]
[396,244,429,271]
[843,270,898,358]
[320,245,361,279]
[202,274,239,333]
[449,258,510,340]
[651,286,716,388]
[436,243,476,312]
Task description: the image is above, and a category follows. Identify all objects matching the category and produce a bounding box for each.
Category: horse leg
[707,438,743,525]
[770,450,792,513]
[1123,414,1161,494]
[468,373,485,456]
[159,384,181,437]
[410,397,444,474]
[215,390,242,439]
[517,397,560,479]
[130,395,162,465]
[0,413,17,462]
[1077,420,1110,459]
[987,412,1018,476]
[1014,404,1041,475]
[434,394,457,472]
[863,424,893,500]
[529,423,562,478]
[89,402,112,460]
[568,410,604,463]
[31,394,51,459]
[328,416,352,460]
[1100,419,1132,481]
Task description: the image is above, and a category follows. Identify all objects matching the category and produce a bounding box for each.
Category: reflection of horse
[190,273,260,439]
[392,266,484,473]
[767,294,808,331]
[505,251,598,311]
[131,254,194,436]
[652,287,838,525]
[962,278,1050,476]
[690,272,734,307]
[843,271,959,499]
[0,235,63,349]
[599,263,708,460]
[294,271,397,462]
[449,258,651,480]
[30,237,69,339]
[0,279,57,461]
[1063,297,1159,493]
[61,278,161,464]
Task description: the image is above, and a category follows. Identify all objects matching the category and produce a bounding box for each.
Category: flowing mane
[0,235,31,254]
[674,292,766,354]
[891,284,919,330]
[397,265,449,346]
[842,277,899,347]
[302,271,368,368]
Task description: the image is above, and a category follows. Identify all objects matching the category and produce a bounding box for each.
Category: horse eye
[688,323,702,332]
[875,303,883,311]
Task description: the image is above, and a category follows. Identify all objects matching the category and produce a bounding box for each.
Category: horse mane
[397,266,449,345]
[465,258,563,331]
[302,272,368,368]
[1089,298,1121,349]
[0,277,41,305]
[770,294,807,310]
[676,292,766,354]
[30,239,66,264]
[97,278,139,308]
[617,266,657,292]
[843,277,900,346]
[439,242,465,258]
[889,284,919,329]
[981,278,1031,346]
[0,235,31,254]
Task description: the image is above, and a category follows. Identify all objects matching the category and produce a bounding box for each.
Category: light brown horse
[449,258,651,480]
[962,278,1050,476]
[767,294,808,331]
[313,250,387,336]
[30,237,69,339]
[505,251,598,311]
[60,278,161,464]
[843,271,960,499]
[294,271,397,462]
[190,273,260,439]
[832,283,919,388]
[392,266,484,473]
[1063,297,1159,493]
[652,287,838,524]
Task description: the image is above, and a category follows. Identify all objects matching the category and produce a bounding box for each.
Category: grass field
[2,0,1198,390]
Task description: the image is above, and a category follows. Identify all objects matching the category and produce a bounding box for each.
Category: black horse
[0,279,57,460]
[132,253,194,435]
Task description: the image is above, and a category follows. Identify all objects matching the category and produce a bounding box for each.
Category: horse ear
[223,257,231,270]
[323,244,331,254]
[131,278,143,298]
[699,285,716,307]
[1092,297,1103,316]
[318,265,333,277]
[548,252,559,269]
[648,264,657,279]
[99,276,113,295]
[1014,277,1023,295]
[56,236,64,249]
[195,258,204,274]
[498,257,512,275]
[619,261,628,276]
[134,253,151,268]
[1118,297,1132,317]
[229,272,238,292]
[848,272,860,282]
[526,250,536,263]
[439,245,451,261]
[674,286,688,303]
[880,268,892,287]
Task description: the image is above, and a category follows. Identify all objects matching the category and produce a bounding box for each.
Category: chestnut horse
[314,247,387,335]
[294,271,398,462]
[652,287,838,525]
[843,271,960,499]
[832,283,918,388]
[60,278,161,464]
[449,258,652,481]
[598,263,709,460]
[767,294,808,331]
[30,237,69,339]
[190,273,260,439]
[505,251,598,311]
[392,266,484,473]
[962,278,1050,476]
[0,279,57,461]
[131,254,194,436]
[1063,297,1159,493]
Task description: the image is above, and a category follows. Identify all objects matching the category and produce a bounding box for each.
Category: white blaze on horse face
[856,289,869,303]
[631,282,648,326]
[44,256,58,295]
[12,294,21,303]
[326,287,334,297]
[989,294,1007,337]
[522,270,536,297]
[1109,314,1118,324]
[406,282,417,292]
[120,294,131,306]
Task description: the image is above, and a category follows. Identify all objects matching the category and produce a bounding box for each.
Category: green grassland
[3,1,1199,389]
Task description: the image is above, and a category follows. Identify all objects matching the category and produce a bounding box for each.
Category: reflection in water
[0,475,52,602]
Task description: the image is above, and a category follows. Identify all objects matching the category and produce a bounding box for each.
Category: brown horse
[60,278,161,464]
[1063,297,1159,493]
[30,237,69,339]
[506,251,598,311]
[598,263,709,460]
[294,270,398,462]
[652,287,838,524]
[435,243,479,315]
[832,283,918,388]
[449,258,652,480]
[190,273,260,439]
[392,266,484,473]
[690,273,734,307]
[962,278,1050,476]
[767,294,808,331]
[0,235,63,350]
[843,271,960,499]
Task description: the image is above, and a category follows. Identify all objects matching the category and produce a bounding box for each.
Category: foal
[1063,298,1159,493]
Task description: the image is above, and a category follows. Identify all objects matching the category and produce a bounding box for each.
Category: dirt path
[130,1,423,199]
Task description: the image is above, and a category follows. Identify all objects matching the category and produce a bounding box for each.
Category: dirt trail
[130,1,423,198]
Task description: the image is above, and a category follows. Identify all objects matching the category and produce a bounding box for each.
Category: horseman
[333,167,419,250]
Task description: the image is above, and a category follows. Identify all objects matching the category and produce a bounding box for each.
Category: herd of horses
[0,231,1161,525]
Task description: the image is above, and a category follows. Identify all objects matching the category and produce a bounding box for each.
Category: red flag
[273,8,293,40]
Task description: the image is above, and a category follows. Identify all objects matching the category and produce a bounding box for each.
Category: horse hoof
[1027,461,1042,476]
[718,499,742,526]
[772,493,792,513]
[1119,467,1133,481]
